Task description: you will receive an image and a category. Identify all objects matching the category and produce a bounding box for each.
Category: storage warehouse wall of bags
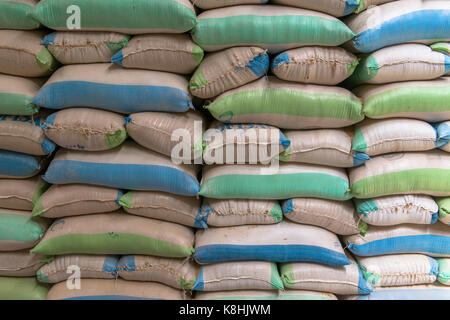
[0,0,449,301]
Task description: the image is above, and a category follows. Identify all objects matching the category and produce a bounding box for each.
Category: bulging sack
[44,108,127,151]
[189,46,269,99]
[280,129,369,168]
[46,279,186,300]
[0,0,40,30]
[352,119,440,157]
[37,255,119,283]
[0,251,44,277]
[32,184,122,218]
[192,0,266,10]
[118,255,198,290]
[345,44,450,87]
[32,64,193,114]
[195,289,338,300]
[125,111,205,163]
[356,77,450,122]
[0,208,47,251]
[280,255,373,295]
[199,163,352,201]
[357,254,439,287]
[0,113,55,155]
[192,5,355,53]
[0,30,58,77]
[206,76,363,129]
[42,141,200,196]
[271,47,358,85]
[282,198,364,236]
[0,150,45,179]
[193,261,284,291]
[119,191,204,228]
[0,277,48,300]
[203,122,289,165]
[112,34,203,74]
[345,0,450,53]
[354,195,439,226]
[349,151,450,198]
[201,198,283,227]
[438,121,450,152]
[436,197,450,226]
[0,74,42,115]
[31,212,195,257]
[42,31,130,64]
[437,258,450,285]
[194,220,349,266]
[271,0,360,17]
[33,0,196,34]
[0,176,48,211]
[344,223,450,257]
[343,284,450,300]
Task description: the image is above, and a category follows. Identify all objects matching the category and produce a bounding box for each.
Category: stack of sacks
[0,0,59,300]
[189,0,374,301]
[338,0,450,299]
[26,0,205,300]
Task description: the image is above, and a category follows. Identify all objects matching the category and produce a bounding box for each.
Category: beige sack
[0,30,58,77]
[193,261,284,291]
[272,46,358,85]
[0,112,55,155]
[195,289,338,300]
[32,184,122,218]
[43,31,130,64]
[271,0,359,17]
[118,255,198,290]
[44,108,127,151]
[112,34,203,74]
[0,251,44,277]
[46,279,187,300]
[37,254,119,283]
[202,198,283,227]
[0,176,48,210]
[203,122,289,165]
[280,128,368,168]
[119,191,203,228]
[282,198,364,236]
[31,212,195,258]
[189,46,268,99]
[0,74,43,115]
[125,111,206,162]
[191,0,265,10]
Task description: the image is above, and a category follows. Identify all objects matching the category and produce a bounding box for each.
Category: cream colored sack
[195,289,338,300]
[201,198,283,227]
[203,122,289,165]
[280,129,369,168]
[0,176,48,210]
[0,251,44,277]
[282,198,364,236]
[32,184,122,218]
[189,46,269,99]
[118,255,198,290]
[44,108,127,151]
[37,255,119,283]
[125,111,206,162]
[272,46,358,85]
[119,191,203,228]
[357,254,439,287]
[0,30,58,77]
[280,255,373,295]
[193,261,284,291]
[112,34,203,74]
[46,279,187,300]
[43,31,130,64]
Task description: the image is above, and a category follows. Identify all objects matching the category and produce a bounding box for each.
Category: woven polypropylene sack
[0,176,48,210]
[195,289,337,300]
[271,0,360,17]
[0,250,44,277]
[0,0,40,30]
[0,74,42,115]
[0,277,48,300]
